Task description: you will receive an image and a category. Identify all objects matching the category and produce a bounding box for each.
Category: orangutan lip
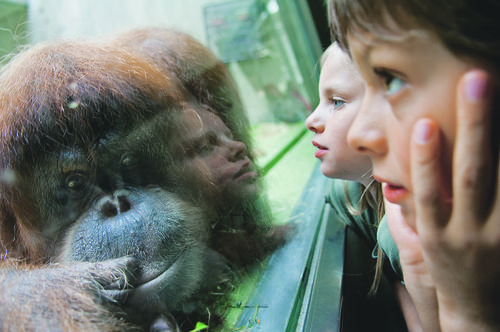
[134,253,181,287]
[134,260,177,290]
[124,258,181,308]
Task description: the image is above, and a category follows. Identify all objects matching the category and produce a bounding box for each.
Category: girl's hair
[328,0,500,69]
[344,180,384,296]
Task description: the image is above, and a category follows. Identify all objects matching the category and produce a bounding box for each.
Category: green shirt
[378,215,403,280]
[325,178,407,331]
[325,179,378,248]
[326,179,403,280]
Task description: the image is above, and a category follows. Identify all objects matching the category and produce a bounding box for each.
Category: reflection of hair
[107,28,254,160]
[328,0,500,69]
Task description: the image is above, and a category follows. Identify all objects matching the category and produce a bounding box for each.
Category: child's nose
[228,139,247,161]
[305,111,324,133]
[347,99,387,157]
[348,123,386,156]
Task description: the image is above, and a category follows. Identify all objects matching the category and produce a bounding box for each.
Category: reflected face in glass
[305,44,371,184]
[175,107,260,202]
[347,29,475,224]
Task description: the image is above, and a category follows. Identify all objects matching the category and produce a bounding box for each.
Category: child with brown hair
[329,0,500,330]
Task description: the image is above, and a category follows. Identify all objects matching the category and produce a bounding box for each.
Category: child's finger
[453,70,494,223]
[385,200,423,265]
[411,118,449,232]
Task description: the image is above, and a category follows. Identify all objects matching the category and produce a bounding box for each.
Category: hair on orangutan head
[0,39,181,260]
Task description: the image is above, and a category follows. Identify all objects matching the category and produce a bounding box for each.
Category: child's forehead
[347,28,435,61]
[178,107,230,138]
[320,45,362,80]
[322,51,347,71]
[321,53,358,80]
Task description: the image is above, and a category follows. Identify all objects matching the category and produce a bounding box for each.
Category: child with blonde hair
[306,42,411,331]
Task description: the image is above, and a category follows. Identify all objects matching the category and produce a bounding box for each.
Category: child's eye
[330,97,345,110]
[195,139,216,156]
[208,133,219,146]
[197,143,212,154]
[375,69,406,96]
[386,77,404,95]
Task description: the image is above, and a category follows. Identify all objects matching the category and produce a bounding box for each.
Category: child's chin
[320,164,337,178]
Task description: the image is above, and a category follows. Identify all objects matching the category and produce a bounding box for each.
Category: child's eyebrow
[352,41,374,65]
[183,135,206,148]
[357,31,428,64]
[184,130,215,147]
[323,81,361,99]
[324,85,350,95]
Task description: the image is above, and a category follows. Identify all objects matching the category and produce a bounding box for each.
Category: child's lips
[314,149,327,158]
[382,182,410,204]
[233,160,258,182]
[312,141,328,158]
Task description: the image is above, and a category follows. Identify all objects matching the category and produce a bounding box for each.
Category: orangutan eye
[65,172,88,191]
[121,154,134,169]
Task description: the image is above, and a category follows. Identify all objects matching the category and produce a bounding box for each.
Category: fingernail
[464,71,488,102]
[413,119,433,144]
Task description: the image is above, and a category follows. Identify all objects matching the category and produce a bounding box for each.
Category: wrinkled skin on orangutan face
[15,111,227,315]
[1,108,235,331]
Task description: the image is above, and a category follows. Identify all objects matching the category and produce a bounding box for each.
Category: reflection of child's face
[347,30,476,223]
[177,107,259,201]
[305,45,372,184]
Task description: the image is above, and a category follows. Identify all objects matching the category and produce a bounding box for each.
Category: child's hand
[385,200,439,331]
[411,69,500,330]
